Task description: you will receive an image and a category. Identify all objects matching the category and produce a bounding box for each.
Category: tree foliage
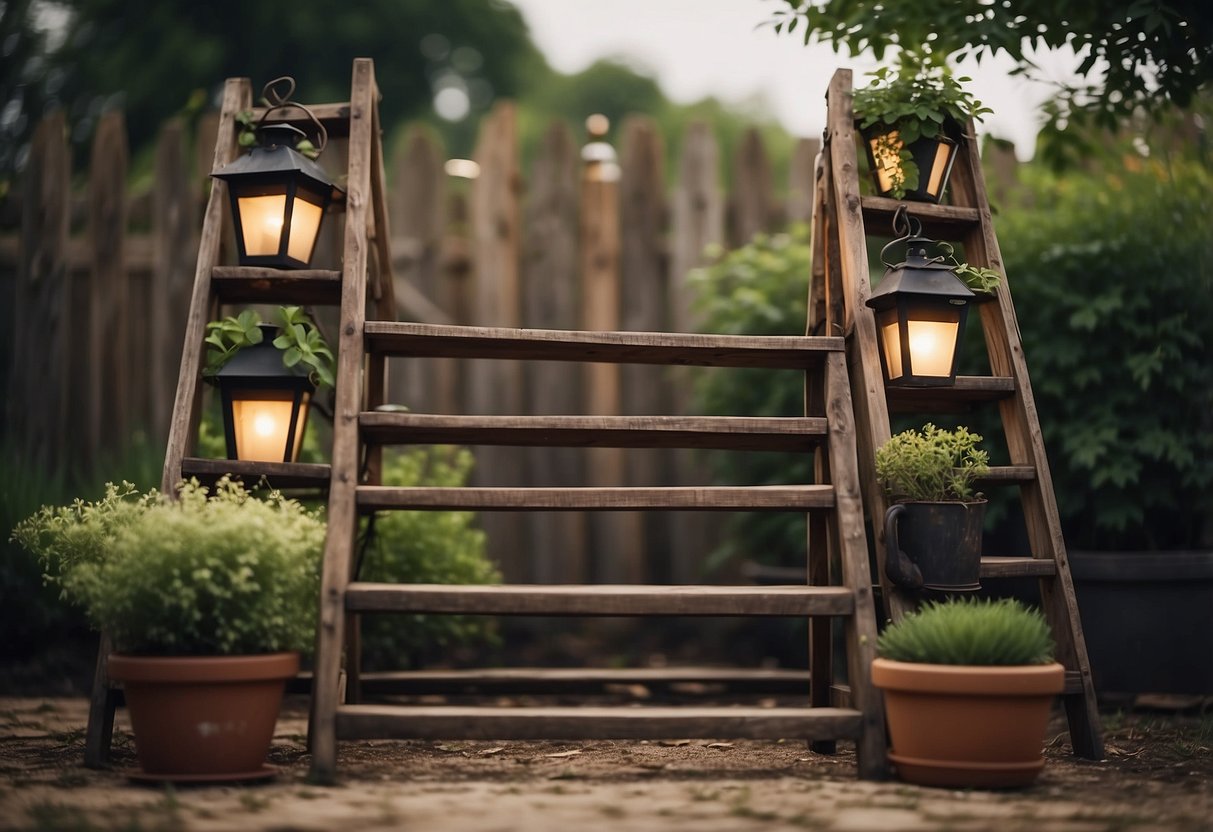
[771,0,1213,129]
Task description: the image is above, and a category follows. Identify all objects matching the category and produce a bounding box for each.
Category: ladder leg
[83,634,116,768]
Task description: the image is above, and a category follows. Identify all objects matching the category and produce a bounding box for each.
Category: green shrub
[12,479,325,656]
[689,226,810,569]
[876,423,989,502]
[357,446,499,669]
[877,598,1054,665]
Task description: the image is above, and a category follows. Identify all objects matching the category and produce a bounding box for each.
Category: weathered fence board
[729,127,775,247]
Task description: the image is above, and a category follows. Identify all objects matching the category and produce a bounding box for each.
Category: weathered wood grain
[210,266,343,304]
[357,484,836,511]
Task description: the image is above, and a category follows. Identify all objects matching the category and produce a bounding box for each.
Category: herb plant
[876,423,989,502]
[12,479,325,656]
[204,306,335,390]
[877,597,1054,666]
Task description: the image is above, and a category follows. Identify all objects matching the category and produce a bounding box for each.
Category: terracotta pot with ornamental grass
[13,478,325,782]
[872,597,1064,788]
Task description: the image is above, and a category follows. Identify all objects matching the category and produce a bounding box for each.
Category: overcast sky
[509,0,1086,160]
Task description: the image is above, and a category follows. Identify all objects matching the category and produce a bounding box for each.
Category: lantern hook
[880,204,948,269]
[255,76,329,155]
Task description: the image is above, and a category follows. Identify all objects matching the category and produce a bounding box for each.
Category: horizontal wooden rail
[360,413,828,451]
[979,556,1058,578]
[211,266,343,305]
[357,484,836,511]
[345,583,855,617]
[885,376,1016,413]
[179,457,332,489]
[364,321,843,368]
[975,466,1037,486]
[860,196,981,239]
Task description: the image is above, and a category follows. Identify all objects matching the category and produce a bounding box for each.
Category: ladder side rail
[311,58,377,783]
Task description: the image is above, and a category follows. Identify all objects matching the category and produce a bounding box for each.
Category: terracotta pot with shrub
[13,478,325,782]
[872,597,1064,788]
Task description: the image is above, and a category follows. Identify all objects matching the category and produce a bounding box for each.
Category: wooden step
[357,484,835,512]
[336,704,862,741]
[860,196,981,239]
[364,321,843,368]
[293,667,812,696]
[345,583,855,616]
[248,102,352,136]
[832,670,1084,706]
[360,413,828,451]
[975,465,1037,486]
[980,556,1058,578]
[212,266,342,305]
[179,457,331,489]
[885,376,1016,413]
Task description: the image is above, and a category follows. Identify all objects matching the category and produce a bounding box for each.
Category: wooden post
[88,112,130,462]
[618,115,669,580]
[150,118,196,448]
[728,127,775,247]
[522,121,587,583]
[9,113,70,471]
[667,121,724,582]
[468,102,527,580]
[580,115,643,584]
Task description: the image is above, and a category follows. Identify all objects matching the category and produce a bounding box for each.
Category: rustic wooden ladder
[83,58,396,767]
[809,68,1104,760]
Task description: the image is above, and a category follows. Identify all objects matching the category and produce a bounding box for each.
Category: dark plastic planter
[1070,550,1213,695]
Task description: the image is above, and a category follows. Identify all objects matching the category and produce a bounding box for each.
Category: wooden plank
[980,557,1058,578]
[364,91,396,488]
[885,375,1016,413]
[211,266,342,304]
[358,484,835,512]
[88,111,130,463]
[975,465,1037,486]
[729,127,775,246]
[345,583,856,617]
[311,59,376,784]
[179,457,333,489]
[859,196,981,239]
[248,102,353,137]
[337,704,863,741]
[161,77,251,494]
[522,120,586,583]
[365,321,843,367]
[359,413,827,450]
[149,118,196,447]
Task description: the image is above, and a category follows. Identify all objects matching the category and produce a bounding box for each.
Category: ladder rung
[975,466,1036,486]
[335,704,863,741]
[886,376,1016,413]
[360,413,828,451]
[180,457,331,489]
[357,485,835,511]
[860,196,981,239]
[364,321,843,368]
[248,102,352,135]
[212,266,342,305]
[980,556,1058,578]
[293,667,811,696]
[345,583,855,617]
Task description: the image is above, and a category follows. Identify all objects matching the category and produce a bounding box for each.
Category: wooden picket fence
[1,102,836,583]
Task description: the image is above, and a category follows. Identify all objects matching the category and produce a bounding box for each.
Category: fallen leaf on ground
[544,749,582,758]
[659,739,691,747]
[478,747,505,756]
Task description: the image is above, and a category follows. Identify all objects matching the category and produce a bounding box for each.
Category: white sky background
[509,0,1088,160]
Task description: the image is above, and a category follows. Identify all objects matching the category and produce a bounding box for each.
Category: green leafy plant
[357,446,499,668]
[935,242,1001,293]
[876,423,989,502]
[204,306,335,390]
[853,52,992,198]
[11,479,325,656]
[877,597,1054,666]
[236,110,319,158]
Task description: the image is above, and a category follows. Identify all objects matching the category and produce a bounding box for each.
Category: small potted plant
[872,597,1064,788]
[12,478,325,781]
[854,51,992,202]
[875,423,989,592]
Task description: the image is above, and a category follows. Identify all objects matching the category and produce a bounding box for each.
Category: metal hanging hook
[254,75,328,156]
[881,205,925,268]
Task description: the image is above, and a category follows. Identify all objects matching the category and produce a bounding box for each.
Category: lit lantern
[211,123,342,269]
[214,325,314,462]
[863,127,958,204]
[866,210,974,387]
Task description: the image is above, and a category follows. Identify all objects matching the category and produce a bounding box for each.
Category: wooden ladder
[83,58,395,767]
[810,68,1103,759]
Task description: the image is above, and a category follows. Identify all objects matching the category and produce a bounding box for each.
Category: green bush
[357,446,499,669]
[12,479,325,656]
[995,159,1213,549]
[877,598,1054,666]
[689,226,811,569]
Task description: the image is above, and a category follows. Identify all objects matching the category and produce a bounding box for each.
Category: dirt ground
[1,695,1211,832]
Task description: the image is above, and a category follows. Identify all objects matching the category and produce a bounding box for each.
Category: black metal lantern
[862,126,959,204]
[866,207,974,387]
[214,324,314,462]
[210,78,342,269]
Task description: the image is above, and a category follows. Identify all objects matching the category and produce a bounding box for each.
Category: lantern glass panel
[925,141,952,199]
[237,194,287,257]
[230,389,310,462]
[880,318,905,380]
[286,195,323,264]
[906,318,959,377]
[870,130,902,195]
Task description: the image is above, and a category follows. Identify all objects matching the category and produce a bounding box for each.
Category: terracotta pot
[871,657,1064,788]
[107,652,299,782]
